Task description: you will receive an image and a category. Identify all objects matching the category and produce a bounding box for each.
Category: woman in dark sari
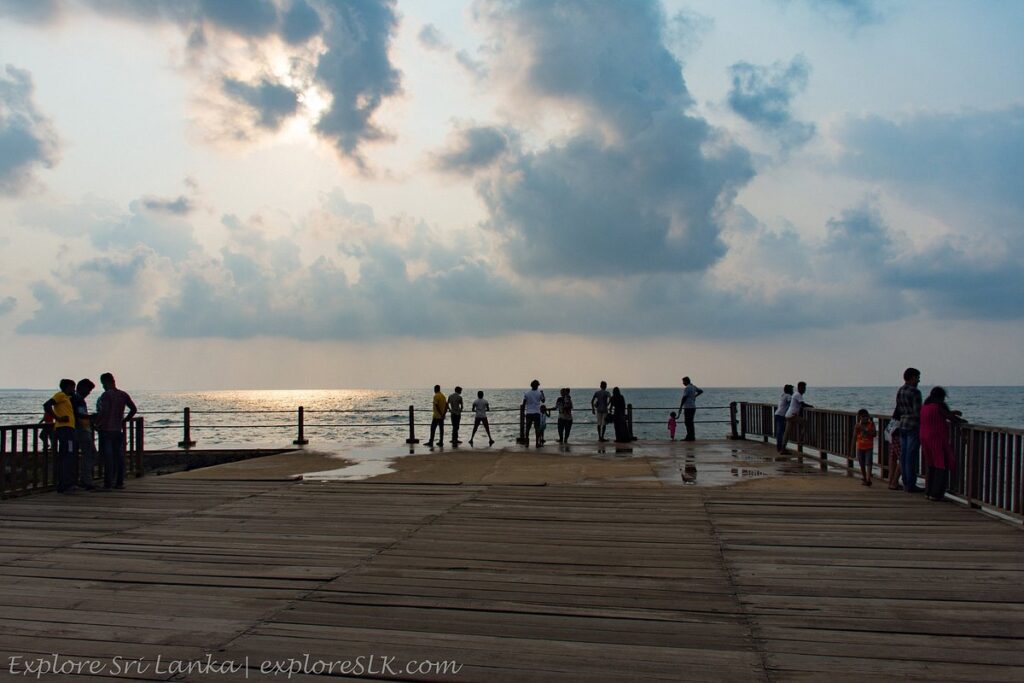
[610,387,630,443]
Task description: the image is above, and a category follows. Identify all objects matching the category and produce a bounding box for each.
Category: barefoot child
[853,409,876,486]
[668,412,677,440]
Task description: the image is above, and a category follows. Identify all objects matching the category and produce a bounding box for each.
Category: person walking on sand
[523,379,545,447]
[43,379,77,493]
[469,391,495,446]
[895,368,923,493]
[921,386,965,502]
[677,376,704,441]
[782,381,812,452]
[448,386,464,446]
[94,373,137,490]
[427,385,447,447]
[591,381,611,442]
[775,384,794,454]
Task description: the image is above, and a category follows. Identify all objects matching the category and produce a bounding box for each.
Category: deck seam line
[701,490,774,683]
[204,484,489,671]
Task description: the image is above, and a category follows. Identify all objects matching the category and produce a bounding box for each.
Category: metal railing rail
[0,417,145,499]
[738,402,1023,522]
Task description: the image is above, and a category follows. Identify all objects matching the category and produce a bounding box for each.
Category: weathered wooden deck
[1,478,1022,681]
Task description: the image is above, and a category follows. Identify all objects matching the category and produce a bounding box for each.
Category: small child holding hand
[668,412,678,440]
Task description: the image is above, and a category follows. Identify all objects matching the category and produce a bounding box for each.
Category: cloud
[312,0,402,168]
[0,296,15,315]
[432,125,512,174]
[468,0,754,278]
[222,76,300,130]
[0,0,60,23]
[2,1,403,166]
[838,106,1024,217]
[727,55,815,149]
[140,194,195,215]
[417,23,448,51]
[781,0,886,28]
[17,249,156,335]
[0,65,60,195]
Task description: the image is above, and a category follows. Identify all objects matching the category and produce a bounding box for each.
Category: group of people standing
[426,377,705,449]
[772,369,966,502]
[42,373,137,493]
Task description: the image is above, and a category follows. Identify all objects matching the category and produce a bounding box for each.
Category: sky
[1,0,1023,390]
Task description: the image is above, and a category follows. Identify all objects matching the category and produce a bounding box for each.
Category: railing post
[729,402,741,440]
[405,405,419,444]
[178,407,196,449]
[516,404,528,445]
[626,404,637,441]
[134,417,145,477]
[293,406,309,445]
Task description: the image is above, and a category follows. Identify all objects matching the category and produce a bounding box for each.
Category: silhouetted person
[555,388,573,444]
[523,379,545,447]
[775,384,794,453]
[448,386,464,445]
[43,379,77,493]
[427,385,447,447]
[469,390,495,446]
[610,387,629,443]
[94,372,137,490]
[782,381,812,451]
[591,381,610,442]
[895,368,923,493]
[676,376,704,441]
[72,378,97,490]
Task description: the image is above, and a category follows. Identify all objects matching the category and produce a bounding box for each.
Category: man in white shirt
[782,381,812,452]
[469,391,495,447]
[676,376,704,441]
[523,379,545,447]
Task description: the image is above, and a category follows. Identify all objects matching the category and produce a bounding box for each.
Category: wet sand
[170,450,352,480]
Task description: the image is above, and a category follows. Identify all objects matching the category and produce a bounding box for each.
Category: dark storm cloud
[728,55,815,148]
[0,0,60,23]
[222,77,300,130]
[432,126,512,174]
[472,0,754,278]
[281,0,322,43]
[0,65,60,195]
[312,0,401,167]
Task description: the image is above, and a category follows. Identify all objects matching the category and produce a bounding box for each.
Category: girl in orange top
[853,409,877,486]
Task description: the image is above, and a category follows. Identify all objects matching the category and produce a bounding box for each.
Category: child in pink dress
[668,412,678,440]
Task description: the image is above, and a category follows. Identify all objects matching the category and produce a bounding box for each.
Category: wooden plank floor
[0,479,1021,681]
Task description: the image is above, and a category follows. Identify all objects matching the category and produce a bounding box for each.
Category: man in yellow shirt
[427,385,447,448]
[43,379,77,493]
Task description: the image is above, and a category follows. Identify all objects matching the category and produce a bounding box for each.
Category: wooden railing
[739,402,1023,521]
[0,418,145,499]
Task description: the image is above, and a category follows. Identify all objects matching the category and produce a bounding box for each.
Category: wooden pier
[1,471,1022,681]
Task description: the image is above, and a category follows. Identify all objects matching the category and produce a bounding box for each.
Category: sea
[2,386,1021,451]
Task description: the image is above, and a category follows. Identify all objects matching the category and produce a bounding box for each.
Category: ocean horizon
[3,385,1021,450]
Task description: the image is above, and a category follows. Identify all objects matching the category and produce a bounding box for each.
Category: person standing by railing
[591,381,610,442]
[895,368,923,493]
[72,378,97,491]
[677,377,704,442]
[447,386,464,446]
[94,373,137,490]
[523,380,545,447]
[782,381,812,451]
[555,388,574,444]
[43,379,77,493]
[427,385,447,448]
[775,384,794,454]
[921,387,965,502]
[469,391,495,447]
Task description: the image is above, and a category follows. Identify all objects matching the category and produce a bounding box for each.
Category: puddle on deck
[300,439,819,487]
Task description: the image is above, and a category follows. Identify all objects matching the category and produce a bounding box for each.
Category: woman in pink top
[919,386,964,502]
